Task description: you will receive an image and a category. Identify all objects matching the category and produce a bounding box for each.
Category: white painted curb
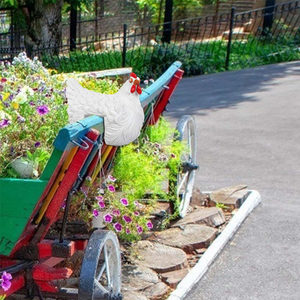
[167,190,261,300]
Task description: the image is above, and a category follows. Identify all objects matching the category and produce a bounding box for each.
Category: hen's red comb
[130,72,137,78]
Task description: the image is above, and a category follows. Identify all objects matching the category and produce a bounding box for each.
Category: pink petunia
[146,221,153,230]
[95,195,104,201]
[122,215,132,224]
[98,201,105,209]
[112,209,120,216]
[114,222,122,232]
[134,211,140,216]
[103,214,113,223]
[136,225,143,235]
[107,185,115,192]
[120,198,129,206]
[93,209,99,218]
[108,175,116,182]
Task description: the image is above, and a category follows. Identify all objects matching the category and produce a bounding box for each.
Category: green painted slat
[40,148,64,180]
[0,218,27,256]
[0,178,48,256]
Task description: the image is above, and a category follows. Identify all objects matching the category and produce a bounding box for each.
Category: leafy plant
[216,202,229,211]
[67,175,154,242]
[66,117,186,240]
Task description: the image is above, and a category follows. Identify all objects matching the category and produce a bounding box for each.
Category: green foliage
[68,176,154,243]
[43,31,300,79]
[0,0,18,8]
[136,0,203,24]
[113,117,185,219]
[216,202,229,210]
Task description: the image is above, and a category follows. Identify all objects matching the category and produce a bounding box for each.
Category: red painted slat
[150,69,184,125]
[35,129,99,243]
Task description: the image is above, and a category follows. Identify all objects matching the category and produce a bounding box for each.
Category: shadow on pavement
[166,61,300,118]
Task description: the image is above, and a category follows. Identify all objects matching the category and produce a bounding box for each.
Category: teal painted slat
[140,61,182,107]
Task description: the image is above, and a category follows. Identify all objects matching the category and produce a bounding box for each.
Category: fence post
[162,0,173,43]
[70,6,77,51]
[262,0,275,36]
[122,24,127,68]
[225,7,235,71]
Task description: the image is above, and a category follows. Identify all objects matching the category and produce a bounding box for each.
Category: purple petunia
[120,198,129,206]
[93,209,99,218]
[17,115,26,123]
[134,211,140,216]
[126,228,131,234]
[136,225,143,235]
[61,199,66,208]
[34,142,41,148]
[0,271,12,291]
[122,215,132,224]
[146,221,153,230]
[98,201,105,209]
[36,105,49,115]
[114,222,122,232]
[0,119,10,128]
[107,185,115,192]
[112,209,120,216]
[103,214,113,223]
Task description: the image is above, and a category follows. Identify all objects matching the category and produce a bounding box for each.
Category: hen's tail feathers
[66,78,86,124]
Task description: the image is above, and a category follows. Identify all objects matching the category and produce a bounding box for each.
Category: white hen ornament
[66,73,144,146]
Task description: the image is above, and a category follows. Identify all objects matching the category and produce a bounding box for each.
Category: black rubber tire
[78,230,122,300]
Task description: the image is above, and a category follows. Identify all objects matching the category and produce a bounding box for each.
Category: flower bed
[0,53,119,178]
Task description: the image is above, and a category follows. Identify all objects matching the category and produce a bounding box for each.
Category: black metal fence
[1,1,300,78]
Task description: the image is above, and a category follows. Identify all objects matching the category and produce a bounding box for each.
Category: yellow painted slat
[34,147,78,224]
[91,145,113,183]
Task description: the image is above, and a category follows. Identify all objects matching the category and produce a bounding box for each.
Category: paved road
[165,61,300,300]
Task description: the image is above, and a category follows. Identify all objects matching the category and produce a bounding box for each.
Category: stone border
[167,190,261,300]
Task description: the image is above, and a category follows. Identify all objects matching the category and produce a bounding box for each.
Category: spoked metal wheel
[172,115,198,218]
[79,230,122,300]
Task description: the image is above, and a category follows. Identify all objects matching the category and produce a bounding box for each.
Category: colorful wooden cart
[0,61,198,299]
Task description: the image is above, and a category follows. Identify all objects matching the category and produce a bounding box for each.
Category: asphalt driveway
[165,61,300,300]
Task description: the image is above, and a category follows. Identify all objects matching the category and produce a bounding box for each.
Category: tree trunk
[23,0,63,57]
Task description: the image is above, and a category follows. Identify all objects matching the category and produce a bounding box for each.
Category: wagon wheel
[170,115,198,218]
[78,230,122,300]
